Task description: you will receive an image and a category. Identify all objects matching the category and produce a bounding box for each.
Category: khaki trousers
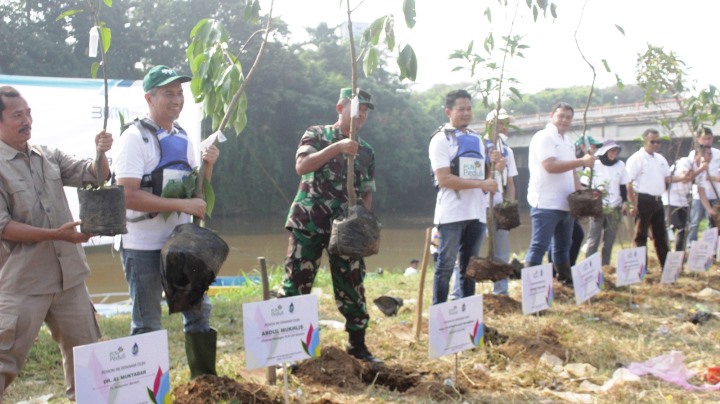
[0,283,100,401]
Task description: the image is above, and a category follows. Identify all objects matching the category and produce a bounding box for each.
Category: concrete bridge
[471,99,718,208]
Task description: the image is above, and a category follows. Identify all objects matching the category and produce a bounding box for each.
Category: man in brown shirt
[0,86,112,400]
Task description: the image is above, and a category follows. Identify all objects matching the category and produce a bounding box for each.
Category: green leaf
[364,47,379,77]
[615,24,625,36]
[99,26,111,54]
[402,0,416,28]
[204,180,215,217]
[484,7,492,23]
[601,59,611,73]
[367,17,386,45]
[532,5,538,21]
[509,87,522,100]
[190,19,209,39]
[56,9,83,21]
[243,0,261,24]
[397,45,418,81]
[91,62,100,79]
[384,16,395,51]
[615,74,624,90]
[550,3,557,18]
[103,0,112,7]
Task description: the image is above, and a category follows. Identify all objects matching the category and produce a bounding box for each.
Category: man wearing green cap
[114,65,221,377]
[283,88,381,363]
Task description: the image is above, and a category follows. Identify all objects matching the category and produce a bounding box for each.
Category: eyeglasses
[649,140,661,145]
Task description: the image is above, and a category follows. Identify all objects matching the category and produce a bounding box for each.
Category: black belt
[638,193,662,202]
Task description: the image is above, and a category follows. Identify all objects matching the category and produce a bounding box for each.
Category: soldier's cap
[575,135,603,147]
[143,65,192,93]
[339,88,374,110]
[486,108,510,122]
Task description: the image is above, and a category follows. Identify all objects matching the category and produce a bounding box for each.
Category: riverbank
[6,259,720,403]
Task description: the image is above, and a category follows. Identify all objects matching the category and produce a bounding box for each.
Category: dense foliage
[1,0,439,216]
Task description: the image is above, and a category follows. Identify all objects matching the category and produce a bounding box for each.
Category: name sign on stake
[521,263,553,315]
[243,294,320,370]
[615,247,647,287]
[428,295,483,360]
[661,251,684,284]
[571,252,603,305]
[74,330,170,404]
[702,226,718,253]
[687,240,713,273]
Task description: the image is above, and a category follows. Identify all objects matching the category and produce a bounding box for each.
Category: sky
[262,0,720,95]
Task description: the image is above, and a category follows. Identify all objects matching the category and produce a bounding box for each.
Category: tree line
[1,0,646,217]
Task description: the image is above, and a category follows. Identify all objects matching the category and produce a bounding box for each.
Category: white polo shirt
[491,139,518,205]
[662,157,693,207]
[689,148,720,200]
[592,160,629,208]
[527,123,576,211]
[626,149,670,196]
[429,124,488,225]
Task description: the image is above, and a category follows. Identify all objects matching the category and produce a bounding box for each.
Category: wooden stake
[414,227,432,341]
[259,257,276,385]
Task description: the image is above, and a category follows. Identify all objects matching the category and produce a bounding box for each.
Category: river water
[84,211,636,296]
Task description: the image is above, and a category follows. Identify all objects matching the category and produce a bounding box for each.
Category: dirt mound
[405,380,465,402]
[294,346,367,390]
[497,327,566,361]
[295,346,429,395]
[173,375,280,404]
[484,294,521,317]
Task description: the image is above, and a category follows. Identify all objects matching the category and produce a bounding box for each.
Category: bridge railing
[487,98,682,129]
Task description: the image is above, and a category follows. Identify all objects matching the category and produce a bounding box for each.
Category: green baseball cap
[575,135,603,147]
[143,65,192,92]
[339,88,374,110]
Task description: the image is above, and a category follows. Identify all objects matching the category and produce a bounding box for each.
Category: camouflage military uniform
[283,124,375,332]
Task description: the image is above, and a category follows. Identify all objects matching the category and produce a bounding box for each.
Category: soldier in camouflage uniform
[283,88,381,363]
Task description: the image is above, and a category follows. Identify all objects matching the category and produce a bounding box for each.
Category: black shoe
[346,344,384,363]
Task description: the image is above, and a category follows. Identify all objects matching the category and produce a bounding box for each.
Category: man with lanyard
[524,102,594,286]
[114,65,220,377]
[663,154,694,251]
[626,129,688,268]
[283,88,380,363]
[429,89,504,304]
[484,108,518,295]
[687,127,720,245]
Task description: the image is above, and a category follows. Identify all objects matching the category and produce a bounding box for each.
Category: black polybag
[328,205,381,259]
[161,223,229,314]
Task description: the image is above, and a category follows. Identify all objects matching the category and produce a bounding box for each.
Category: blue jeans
[688,199,706,244]
[121,248,212,334]
[525,208,573,266]
[433,220,486,304]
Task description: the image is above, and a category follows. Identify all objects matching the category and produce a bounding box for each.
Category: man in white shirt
[524,102,594,285]
[626,128,689,268]
[688,127,720,244]
[663,156,694,251]
[429,90,504,304]
[485,108,518,294]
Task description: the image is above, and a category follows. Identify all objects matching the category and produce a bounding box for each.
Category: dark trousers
[667,205,688,252]
[635,193,669,267]
[547,219,584,266]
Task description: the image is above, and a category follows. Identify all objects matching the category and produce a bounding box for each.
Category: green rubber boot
[185,329,218,379]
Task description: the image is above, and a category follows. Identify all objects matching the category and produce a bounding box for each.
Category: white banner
[661,251,684,284]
